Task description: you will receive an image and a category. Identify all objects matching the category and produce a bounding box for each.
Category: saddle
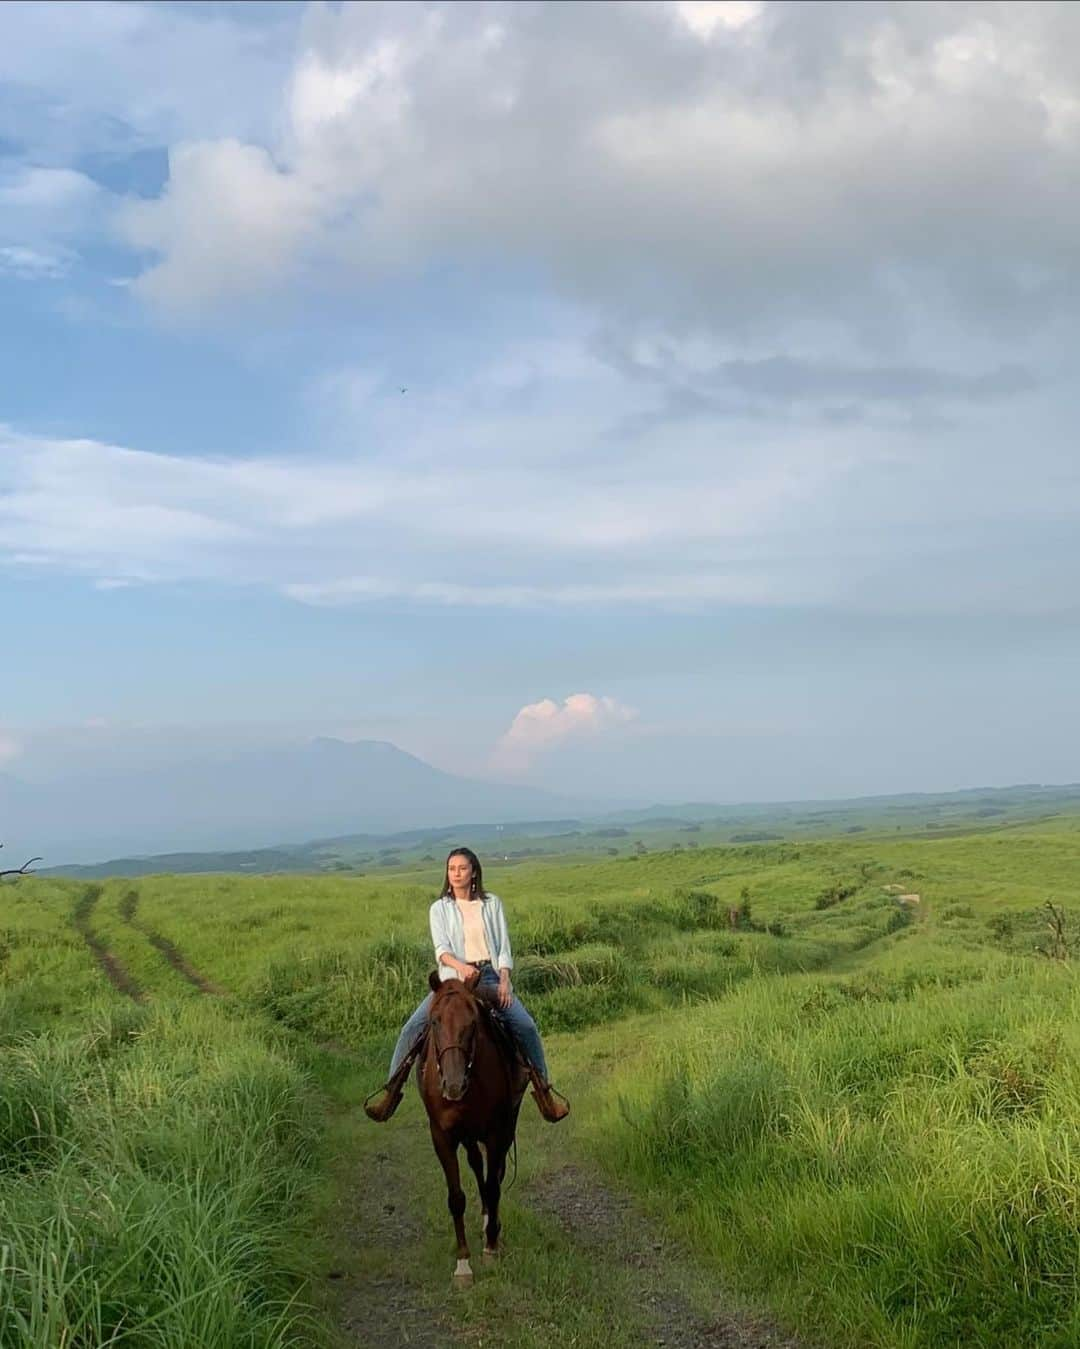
[472,984,531,1092]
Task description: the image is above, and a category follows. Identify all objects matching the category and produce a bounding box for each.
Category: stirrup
[364,1033,426,1123]
[529,1067,570,1123]
[363,1083,404,1122]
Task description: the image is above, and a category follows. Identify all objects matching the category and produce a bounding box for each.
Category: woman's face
[447,853,474,893]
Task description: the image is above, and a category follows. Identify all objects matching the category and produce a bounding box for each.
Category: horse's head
[427,973,482,1101]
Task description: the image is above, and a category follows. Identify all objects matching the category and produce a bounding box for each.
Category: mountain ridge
[0,737,595,866]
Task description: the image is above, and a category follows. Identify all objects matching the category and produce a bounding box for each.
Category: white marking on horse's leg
[482,1210,489,1236]
[453,1258,473,1287]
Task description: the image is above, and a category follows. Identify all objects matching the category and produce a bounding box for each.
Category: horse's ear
[428,968,442,992]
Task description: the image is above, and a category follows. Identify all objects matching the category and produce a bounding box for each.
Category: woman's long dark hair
[440,846,486,899]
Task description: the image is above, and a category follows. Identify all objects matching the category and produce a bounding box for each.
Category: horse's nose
[443,1082,465,1101]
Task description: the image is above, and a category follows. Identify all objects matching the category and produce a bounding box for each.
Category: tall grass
[7,821,1080,1346]
[0,999,319,1347]
[598,953,1080,1347]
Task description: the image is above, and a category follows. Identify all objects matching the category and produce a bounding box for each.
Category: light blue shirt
[429,892,514,980]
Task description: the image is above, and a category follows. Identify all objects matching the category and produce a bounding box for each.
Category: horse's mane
[431,976,479,1003]
[429,977,504,1030]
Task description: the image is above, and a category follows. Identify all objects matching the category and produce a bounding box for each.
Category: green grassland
[3,813,1080,1345]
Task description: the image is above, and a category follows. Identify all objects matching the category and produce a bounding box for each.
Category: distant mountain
[0,738,591,866]
[34,775,1080,879]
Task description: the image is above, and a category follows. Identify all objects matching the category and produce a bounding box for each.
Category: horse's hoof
[453,1259,473,1288]
[482,1247,498,1262]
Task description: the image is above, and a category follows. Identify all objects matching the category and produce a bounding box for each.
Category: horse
[416,969,530,1287]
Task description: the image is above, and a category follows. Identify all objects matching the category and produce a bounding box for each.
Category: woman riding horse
[364,846,569,1124]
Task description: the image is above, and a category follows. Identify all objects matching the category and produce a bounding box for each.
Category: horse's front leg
[464,1139,487,1232]
[482,1130,511,1257]
[430,1124,472,1287]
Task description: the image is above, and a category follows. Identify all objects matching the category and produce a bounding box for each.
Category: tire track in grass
[72,884,147,1004]
[118,888,227,995]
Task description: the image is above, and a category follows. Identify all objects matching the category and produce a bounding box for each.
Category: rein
[430,987,481,1096]
[435,1038,475,1089]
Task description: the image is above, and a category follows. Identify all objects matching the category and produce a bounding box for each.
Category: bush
[666,888,728,931]
[814,881,858,910]
[532,983,646,1032]
[515,943,629,995]
[517,908,604,956]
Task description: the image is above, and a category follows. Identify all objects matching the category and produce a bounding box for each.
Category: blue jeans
[388,966,549,1081]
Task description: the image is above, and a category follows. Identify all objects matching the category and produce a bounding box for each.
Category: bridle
[431,991,479,1097]
[435,1038,475,1094]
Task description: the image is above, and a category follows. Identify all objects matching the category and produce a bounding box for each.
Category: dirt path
[314,1049,454,1349]
[72,884,146,1004]
[331,1141,454,1349]
[529,1164,807,1349]
[314,1041,816,1349]
[118,888,227,995]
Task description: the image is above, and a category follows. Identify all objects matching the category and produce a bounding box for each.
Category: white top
[429,892,514,981]
[455,896,491,962]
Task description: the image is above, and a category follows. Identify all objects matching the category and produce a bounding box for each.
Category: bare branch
[0,843,42,880]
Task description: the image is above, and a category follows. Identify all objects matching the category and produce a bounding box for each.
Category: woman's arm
[493,896,514,1007]
[440,951,477,980]
[491,895,514,972]
[430,899,478,980]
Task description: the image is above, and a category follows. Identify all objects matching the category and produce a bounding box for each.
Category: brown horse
[417,969,530,1286]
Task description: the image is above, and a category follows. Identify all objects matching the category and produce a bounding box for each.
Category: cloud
[0,165,104,243]
[492,693,638,774]
[0,244,73,280]
[2,345,1078,626]
[0,1,299,160]
[596,330,1043,431]
[0,732,22,766]
[120,140,320,312]
[0,414,838,603]
[115,0,1080,349]
[0,166,100,212]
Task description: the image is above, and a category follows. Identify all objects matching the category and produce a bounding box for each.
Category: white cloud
[0,732,22,766]
[113,0,1080,346]
[0,244,73,279]
[675,2,763,40]
[0,1,299,158]
[1,352,1076,625]
[0,414,838,601]
[492,693,638,774]
[0,166,104,243]
[0,166,100,212]
[120,140,319,312]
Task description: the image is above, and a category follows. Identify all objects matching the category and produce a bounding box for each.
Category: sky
[2,0,1080,806]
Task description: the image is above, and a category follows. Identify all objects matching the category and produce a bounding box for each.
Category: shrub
[667,888,727,931]
[814,881,858,910]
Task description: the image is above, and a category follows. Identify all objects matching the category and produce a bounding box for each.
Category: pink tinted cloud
[492,693,637,775]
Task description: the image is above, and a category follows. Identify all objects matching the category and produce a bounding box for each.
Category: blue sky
[3,0,1080,803]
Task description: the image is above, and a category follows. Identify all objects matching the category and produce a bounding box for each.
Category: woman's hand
[441,955,477,982]
[497,971,512,1008]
